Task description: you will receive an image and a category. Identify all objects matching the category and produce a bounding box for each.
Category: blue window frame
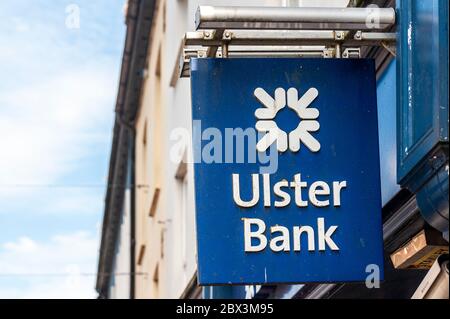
[396,0,449,187]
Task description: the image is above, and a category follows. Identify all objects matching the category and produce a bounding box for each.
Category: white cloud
[3,237,38,253]
[0,1,122,200]
[0,231,99,299]
[0,276,97,299]
[0,65,113,216]
[0,1,125,299]
[0,66,114,213]
[0,65,116,189]
[43,188,105,215]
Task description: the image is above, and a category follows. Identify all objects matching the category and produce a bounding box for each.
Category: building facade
[96,0,448,299]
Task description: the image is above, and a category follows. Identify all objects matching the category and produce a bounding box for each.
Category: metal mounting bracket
[170,6,397,84]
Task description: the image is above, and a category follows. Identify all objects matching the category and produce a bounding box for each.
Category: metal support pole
[206,29,224,57]
[184,30,396,47]
[171,5,397,80]
[335,44,342,58]
[195,6,396,30]
[221,43,229,58]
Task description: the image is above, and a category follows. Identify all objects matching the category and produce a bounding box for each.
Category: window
[149,187,160,217]
[153,263,159,298]
[137,244,146,266]
[142,120,148,183]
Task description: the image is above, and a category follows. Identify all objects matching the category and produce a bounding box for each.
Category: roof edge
[95,0,156,297]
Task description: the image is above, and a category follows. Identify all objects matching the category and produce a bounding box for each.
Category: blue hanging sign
[190,58,384,285]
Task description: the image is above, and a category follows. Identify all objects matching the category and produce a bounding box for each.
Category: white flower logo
[254,87,321,153]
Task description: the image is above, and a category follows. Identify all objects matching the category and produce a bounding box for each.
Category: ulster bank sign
[190,58,384,285]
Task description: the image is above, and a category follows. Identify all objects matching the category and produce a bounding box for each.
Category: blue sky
[0,1,126,298]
